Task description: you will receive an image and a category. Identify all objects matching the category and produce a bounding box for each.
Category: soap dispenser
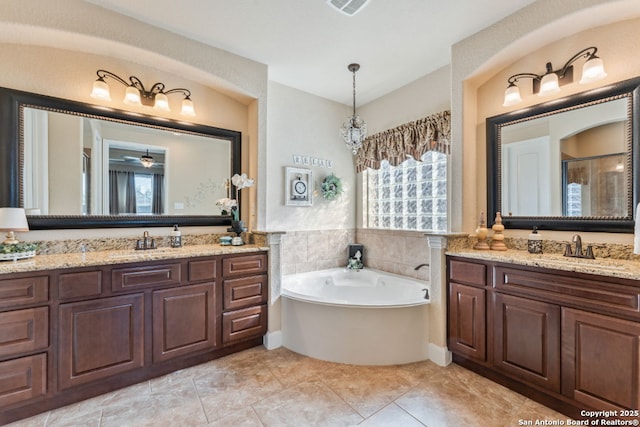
[527,226,543,254]
[170,224,182,248]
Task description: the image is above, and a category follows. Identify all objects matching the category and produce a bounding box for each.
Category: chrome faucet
[563,234,595,259]
[135,231,157,250]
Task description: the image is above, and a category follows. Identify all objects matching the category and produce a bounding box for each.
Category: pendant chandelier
[340,63,367,154]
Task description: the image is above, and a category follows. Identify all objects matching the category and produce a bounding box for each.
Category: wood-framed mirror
[0,87,241,229]
[486,76,640,232]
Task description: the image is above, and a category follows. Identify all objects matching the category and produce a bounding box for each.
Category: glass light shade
[503,84,522,107]
[123,86,142,106]
[181,97,196,116]
[90,79,112,101]
[538,72,560,96]
[580,57,607,84]
[140,155,154,168]
[153,93,170,111]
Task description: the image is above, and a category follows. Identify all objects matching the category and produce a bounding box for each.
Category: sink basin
[108,248,176,259]
[540,256,627,272]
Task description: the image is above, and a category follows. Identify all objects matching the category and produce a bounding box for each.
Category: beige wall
[452,0,640,245]
[265,82,356,232]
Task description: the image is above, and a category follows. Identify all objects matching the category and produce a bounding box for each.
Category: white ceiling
[86,0,536,105]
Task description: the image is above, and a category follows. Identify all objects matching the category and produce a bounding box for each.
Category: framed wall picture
[285,167,313,206]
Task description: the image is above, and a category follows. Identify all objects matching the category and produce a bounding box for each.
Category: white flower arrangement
[216,173,254,221]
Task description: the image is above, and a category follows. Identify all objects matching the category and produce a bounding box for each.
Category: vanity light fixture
[90,69,196,117]
[340,63,367,154]
[503,47,607,107]
[0,208,29,245]
[140,150,154,168]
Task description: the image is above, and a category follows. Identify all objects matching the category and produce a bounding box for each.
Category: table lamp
[0,208,29,245]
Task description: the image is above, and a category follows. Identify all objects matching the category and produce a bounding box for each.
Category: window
[365,151,447,231]
[134,173,153,213]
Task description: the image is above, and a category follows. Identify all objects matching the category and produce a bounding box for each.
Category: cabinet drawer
[222,254,267,277]
[58,270,102,300]
[112,263,181,292]
[223,275,267,310]
[0,353,46,408]
[188,258,217,282]
[222,304,267,344]
[0,276,48,309]
[495,267,640,319]
[449,259,487,287]
[0,307,48,358]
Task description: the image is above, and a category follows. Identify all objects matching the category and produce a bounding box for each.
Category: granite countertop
[447,249,640,281]
[0,244,269,275]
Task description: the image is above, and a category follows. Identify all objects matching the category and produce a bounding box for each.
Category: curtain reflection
[109,170,165,215]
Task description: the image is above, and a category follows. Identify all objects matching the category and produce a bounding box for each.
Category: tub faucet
[414,263,429,270]
[563,234,595,259]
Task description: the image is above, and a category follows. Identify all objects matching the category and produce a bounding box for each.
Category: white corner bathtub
[281,268,430,365]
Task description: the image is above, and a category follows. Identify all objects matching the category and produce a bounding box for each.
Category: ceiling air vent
[326,0,370,16]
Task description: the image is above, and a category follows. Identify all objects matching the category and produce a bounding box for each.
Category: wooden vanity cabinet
[447,259,488,362]
[447,255,640,418]
[0,273,50,412]
[221,253,268,345]
[0,251,268,425]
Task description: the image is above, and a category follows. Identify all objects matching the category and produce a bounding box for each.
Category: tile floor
[9,346,567,427]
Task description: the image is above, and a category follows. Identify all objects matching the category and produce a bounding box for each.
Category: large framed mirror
[0,87,241,229]
[487,76,640,232]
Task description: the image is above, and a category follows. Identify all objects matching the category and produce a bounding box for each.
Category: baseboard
[264,330,282,350]
[428,343,452,366]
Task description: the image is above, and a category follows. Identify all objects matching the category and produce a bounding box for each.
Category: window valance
[354,110,451,173]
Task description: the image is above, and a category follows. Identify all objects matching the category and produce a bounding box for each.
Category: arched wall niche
[452,0,640,238]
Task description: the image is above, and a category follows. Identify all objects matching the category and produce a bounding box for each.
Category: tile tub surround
[356,229,431,280]
[280,229,356,275]
[8,346,568,427]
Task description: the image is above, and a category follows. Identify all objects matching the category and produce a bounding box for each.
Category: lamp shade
[0,208,29,231]
[580,57,607,84]
[90,79,112,101]
[181,97,196,116]
[538,72,560,96]
[503,84,522,107]
[154,93,170,111]
[123,86,142,106]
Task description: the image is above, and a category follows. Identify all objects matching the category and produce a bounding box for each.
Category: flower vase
[229,220,246,245]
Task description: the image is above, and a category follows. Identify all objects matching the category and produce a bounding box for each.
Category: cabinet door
[448,282,486,361]
[562,308,640,410]
[152,283,217,363]
[492,293,560,392]
[58,294,144,390]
